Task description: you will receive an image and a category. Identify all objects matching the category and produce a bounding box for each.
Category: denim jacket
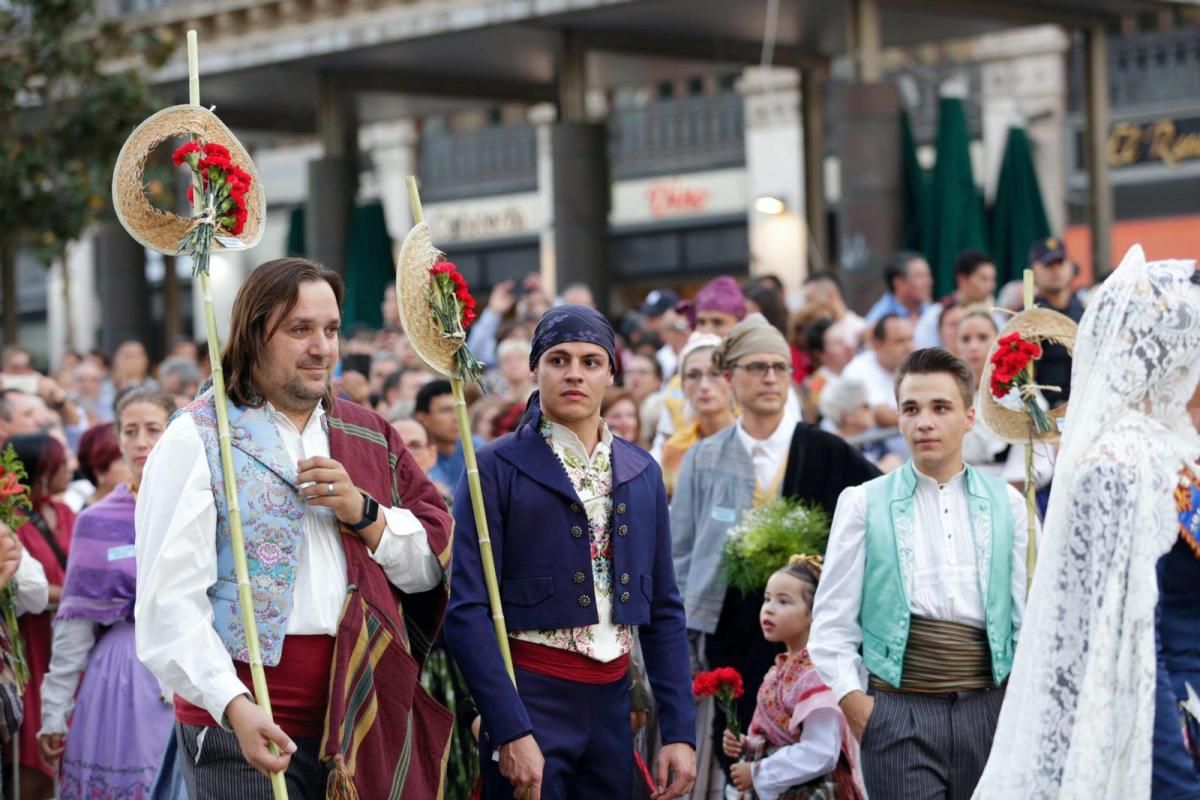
[670,425,756,635]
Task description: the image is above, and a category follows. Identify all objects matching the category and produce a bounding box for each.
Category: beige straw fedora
[396,221,459,379]
[979,307,1077,444]
[112,105,265,255]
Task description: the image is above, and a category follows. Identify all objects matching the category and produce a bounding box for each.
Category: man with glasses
[671,314,879,791]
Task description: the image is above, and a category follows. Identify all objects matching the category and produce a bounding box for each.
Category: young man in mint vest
[809,347,1030,800]
[136,258,454,799]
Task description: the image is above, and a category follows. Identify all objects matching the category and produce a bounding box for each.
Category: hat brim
[395,222,459,379]
[112,105,265,256]
[979,307,1077,444]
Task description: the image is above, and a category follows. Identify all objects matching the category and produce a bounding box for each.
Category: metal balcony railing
[417,124,540,202]
[609,91,745,179]
[1069,27,1200,111]
[418,91,747,200]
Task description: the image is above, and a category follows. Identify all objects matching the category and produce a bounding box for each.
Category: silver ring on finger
[327,482,334,496]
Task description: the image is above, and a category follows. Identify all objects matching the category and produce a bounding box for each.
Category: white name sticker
[214,235,247,250]
[107,544,136,562]
[711,506,738,523]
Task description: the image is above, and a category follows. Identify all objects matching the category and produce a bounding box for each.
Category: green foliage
[0,0,173,265]
[721,497,830,594]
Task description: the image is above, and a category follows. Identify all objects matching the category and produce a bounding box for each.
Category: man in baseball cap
[1029,236,1084,407]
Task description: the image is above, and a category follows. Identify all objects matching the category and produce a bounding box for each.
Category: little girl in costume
[722,555,865,800]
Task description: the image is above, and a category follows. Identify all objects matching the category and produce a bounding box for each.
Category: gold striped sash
[868,615,995,694]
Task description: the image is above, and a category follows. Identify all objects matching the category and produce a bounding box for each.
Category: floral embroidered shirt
[510,417,633,662]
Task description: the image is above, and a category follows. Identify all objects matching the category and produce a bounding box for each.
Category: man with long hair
[135,258,453,798]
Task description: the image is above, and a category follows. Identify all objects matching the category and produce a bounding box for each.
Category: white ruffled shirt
[135,402,443,724]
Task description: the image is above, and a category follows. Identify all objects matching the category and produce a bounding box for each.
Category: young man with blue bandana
[444,304,695,800]
[810,347,1030,800]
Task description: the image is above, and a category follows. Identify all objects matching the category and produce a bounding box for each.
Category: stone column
[365,119,420,242]
[548,123,610,311]
[542,32,610,311]
[307,76,359,273]
[975,25,1071,235]
[834,83,903,314]
[94,222,151,353]
[741,66,806,301]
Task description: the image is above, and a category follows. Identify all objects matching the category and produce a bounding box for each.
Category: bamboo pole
[404,177,517,685]
[187,31,289,800]
[1023,268,1038,591]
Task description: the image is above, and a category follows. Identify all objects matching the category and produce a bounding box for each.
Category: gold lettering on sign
[1106,122,1142,167]
[1107,119,1200,168]
[1148,120,1200,167]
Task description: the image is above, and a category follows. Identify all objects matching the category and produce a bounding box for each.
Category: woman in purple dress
[37,388,176,799]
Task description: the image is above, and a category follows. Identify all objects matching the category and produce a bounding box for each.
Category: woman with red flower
[2,434,73,800]
[956,308,1055,488]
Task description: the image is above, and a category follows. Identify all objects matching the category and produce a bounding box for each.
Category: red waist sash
[174,634,336,738]
[509,638,629,684]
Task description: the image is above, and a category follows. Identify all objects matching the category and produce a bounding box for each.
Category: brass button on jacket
[616,502,627,514]
[620,573,630,585]
[571,525,583,538]
[573,572,586,584]
[620,592,631,603]
[578,595,591,608]
[618,524,629,536]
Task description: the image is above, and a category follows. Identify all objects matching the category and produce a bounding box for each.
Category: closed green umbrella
[900,110,927,253]
[989,126,1050,286]
[923,97,987,299]
[341,202,394,328]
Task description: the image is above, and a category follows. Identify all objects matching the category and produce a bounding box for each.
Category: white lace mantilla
[974,246,1200,799]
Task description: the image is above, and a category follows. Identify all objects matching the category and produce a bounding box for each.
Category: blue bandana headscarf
[521,304,616,426]
[528,304,616,373]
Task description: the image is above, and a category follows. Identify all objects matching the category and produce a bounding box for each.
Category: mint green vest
[861,463,1015,688]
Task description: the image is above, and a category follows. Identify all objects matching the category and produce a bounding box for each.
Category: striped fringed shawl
[322,400,455,799]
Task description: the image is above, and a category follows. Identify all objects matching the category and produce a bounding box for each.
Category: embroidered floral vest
[185,391,311,666]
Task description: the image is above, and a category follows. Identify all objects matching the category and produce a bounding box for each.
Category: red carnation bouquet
[428,261,484,385]
[693,666,745,735]
[989,331,1053,434]
[172,140,254,276]
[0,446,30,690]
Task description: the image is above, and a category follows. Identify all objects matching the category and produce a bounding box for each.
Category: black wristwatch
[349,492,380,531]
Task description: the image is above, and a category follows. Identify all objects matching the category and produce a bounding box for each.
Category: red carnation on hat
[172,141,202,166]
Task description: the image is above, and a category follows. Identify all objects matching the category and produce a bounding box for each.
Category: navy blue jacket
[443,411,695,748]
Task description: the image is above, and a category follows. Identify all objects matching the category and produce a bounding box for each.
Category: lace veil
[974,245,1200,799]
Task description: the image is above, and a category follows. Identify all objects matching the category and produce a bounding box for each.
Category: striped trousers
[859,685,1005,800]
[175,723,328,800]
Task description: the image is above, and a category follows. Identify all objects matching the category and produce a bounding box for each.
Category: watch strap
[349,492,379,532]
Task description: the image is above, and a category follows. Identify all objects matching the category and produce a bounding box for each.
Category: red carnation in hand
[0,471,23,500]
